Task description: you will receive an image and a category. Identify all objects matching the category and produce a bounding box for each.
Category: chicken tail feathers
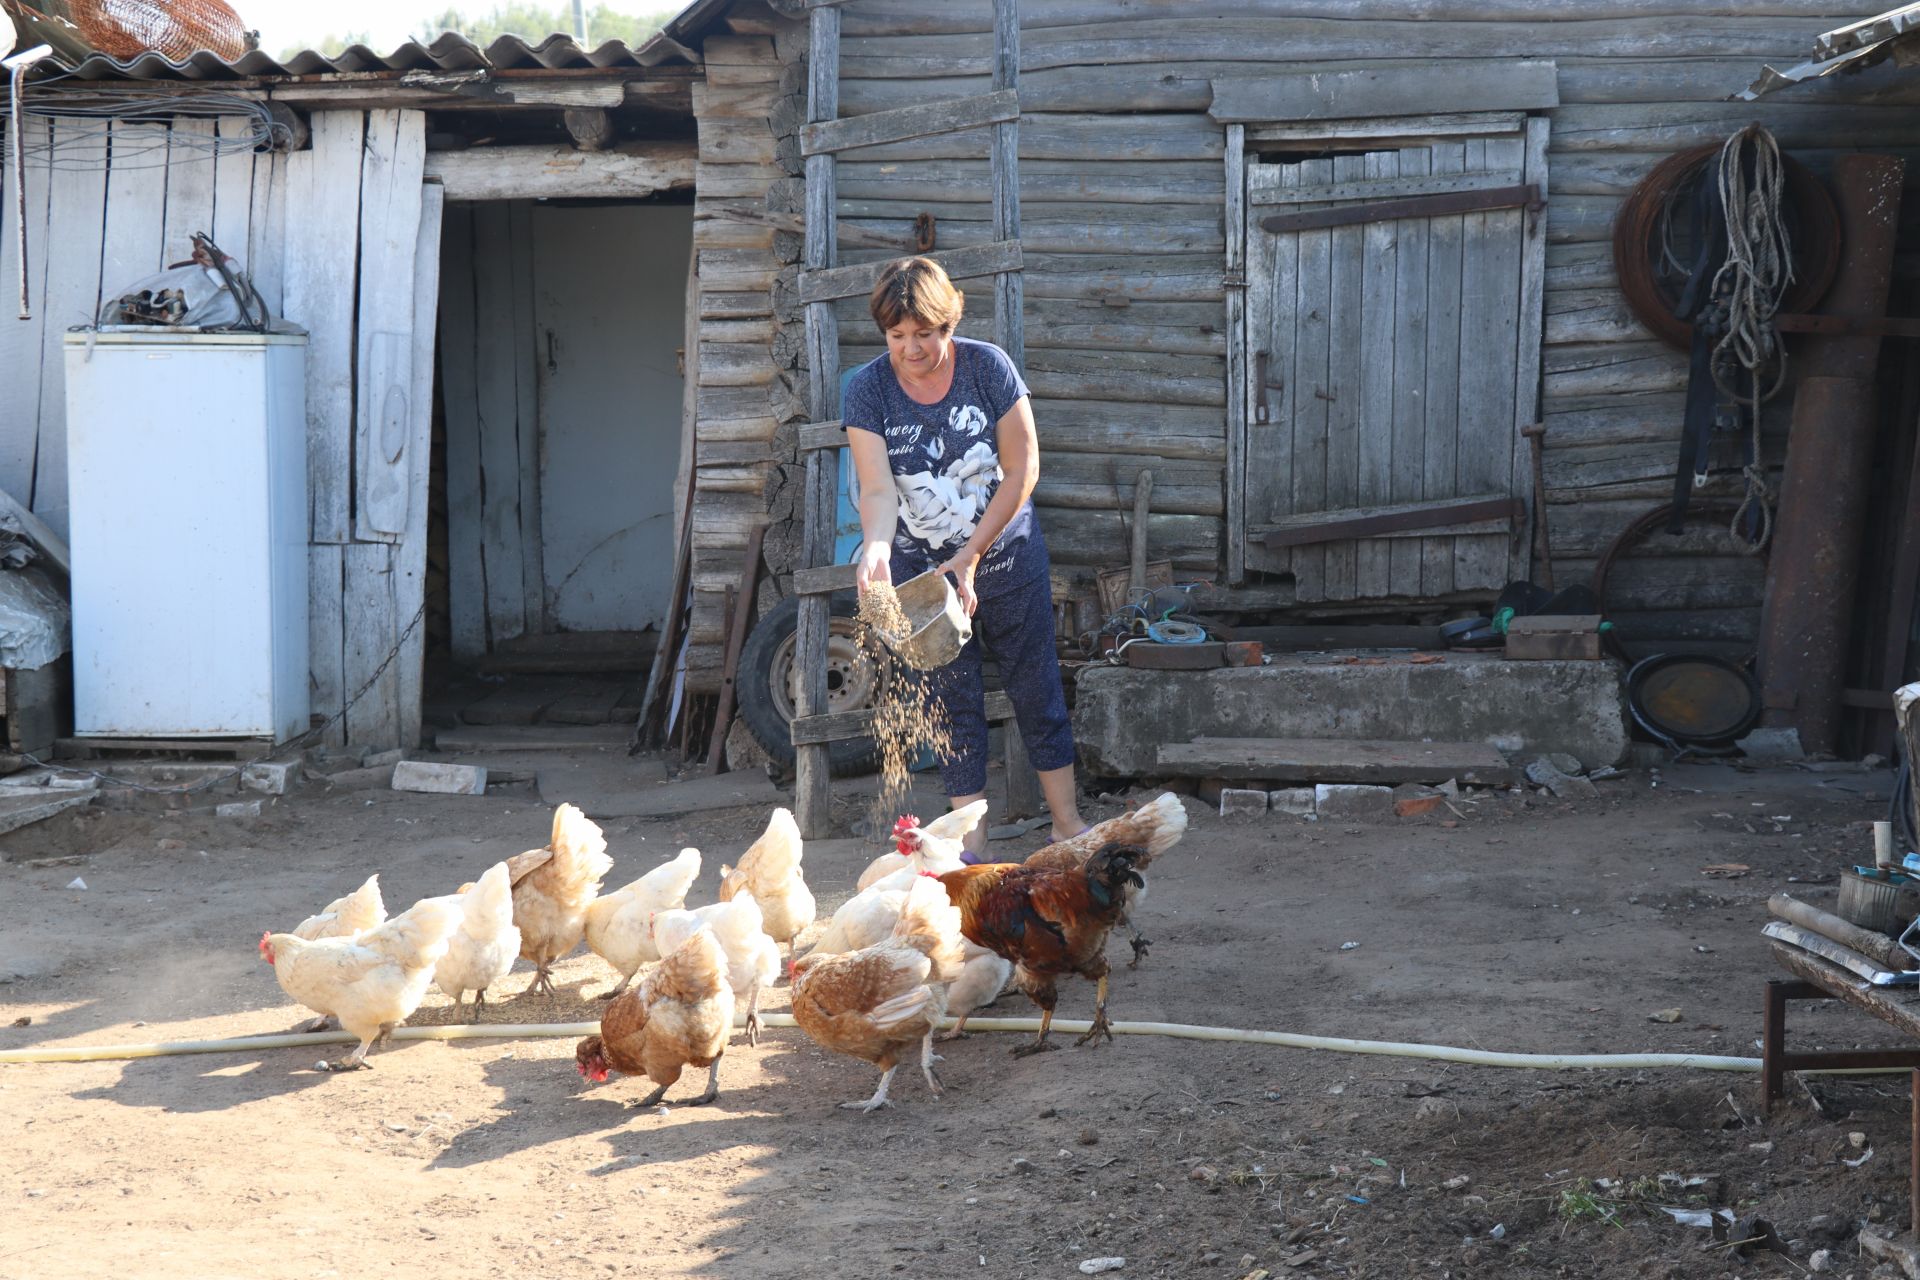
[891,875,966,980]
[653,926,732,1006]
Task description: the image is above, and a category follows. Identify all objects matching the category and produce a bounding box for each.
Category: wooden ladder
[788,0,1034,839]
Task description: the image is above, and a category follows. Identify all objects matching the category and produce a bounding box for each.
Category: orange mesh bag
[51,0,252,61]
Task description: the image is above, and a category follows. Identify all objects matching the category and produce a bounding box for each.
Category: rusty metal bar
[1259,183,1542,234]
[1758,155,1906,755]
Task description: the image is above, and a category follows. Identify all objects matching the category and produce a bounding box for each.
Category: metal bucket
[886,569,972,670]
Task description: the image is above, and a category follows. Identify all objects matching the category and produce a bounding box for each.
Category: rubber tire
[736,593,883,778]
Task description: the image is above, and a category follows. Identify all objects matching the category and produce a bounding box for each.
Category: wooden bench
[1764,942,1920,1238]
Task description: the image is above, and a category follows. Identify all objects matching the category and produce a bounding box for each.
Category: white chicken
[292,873,385,940]
[855,800,988,891]
[718,807,815,965]
[652,897,782,1045]
[583,846,702,998]
[810,867,1011,1040]
[430,862,521,1020]
[509,803,616,996]
[259,896,460,1071]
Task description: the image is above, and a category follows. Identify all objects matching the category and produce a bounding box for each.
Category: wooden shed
[0,15,719,748]
[666,0,1920,712]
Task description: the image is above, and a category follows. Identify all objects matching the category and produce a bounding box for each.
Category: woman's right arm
[846,427,898,594]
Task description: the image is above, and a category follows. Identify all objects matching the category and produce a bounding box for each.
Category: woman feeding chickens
[844,256,1089,860]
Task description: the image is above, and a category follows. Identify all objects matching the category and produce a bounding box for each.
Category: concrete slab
[1075,653,1629,776]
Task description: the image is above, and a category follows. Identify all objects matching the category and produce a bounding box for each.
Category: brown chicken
[509,803,615,996]
[789,876,963,1112]
[574,926,733,1107]
[1023,791,1187,967]
[940,844,1146,1057]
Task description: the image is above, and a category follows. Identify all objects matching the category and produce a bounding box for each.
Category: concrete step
[1075,651,1627,778]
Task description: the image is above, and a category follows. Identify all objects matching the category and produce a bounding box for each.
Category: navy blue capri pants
[925,569,1076,798]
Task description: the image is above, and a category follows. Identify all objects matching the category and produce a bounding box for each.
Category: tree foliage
[414,3,678,46]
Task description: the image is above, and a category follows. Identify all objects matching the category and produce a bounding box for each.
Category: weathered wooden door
[1242,120,1546,602]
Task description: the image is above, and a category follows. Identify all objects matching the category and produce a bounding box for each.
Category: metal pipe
[4,46,53,320]
[1757,155,1906,755]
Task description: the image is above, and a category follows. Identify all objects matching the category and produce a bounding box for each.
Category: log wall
[682,1,1920,685]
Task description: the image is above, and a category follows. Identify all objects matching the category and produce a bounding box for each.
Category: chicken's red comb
[892,814,919,834]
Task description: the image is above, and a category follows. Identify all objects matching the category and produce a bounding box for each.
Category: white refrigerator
[63,330,310,742]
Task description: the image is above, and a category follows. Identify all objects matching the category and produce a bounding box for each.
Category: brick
[1268,787,1315,816]
[216,799,264,819]
[392,760,488,796]
[241,760,298,796]
[1313,783,1394,821]
[1218,788,1268,818]
[1394,793,1446,819]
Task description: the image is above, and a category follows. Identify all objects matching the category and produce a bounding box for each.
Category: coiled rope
[1706,125,1794,554]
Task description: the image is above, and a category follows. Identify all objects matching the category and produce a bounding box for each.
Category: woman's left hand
[937,549,981,616]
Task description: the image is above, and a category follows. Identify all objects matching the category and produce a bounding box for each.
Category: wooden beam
[1252,169,1524,206]
[991,0,1023,371]
[798,421,846,451]
[271,78,628,111]
[1245,112,1524,145]
[699,202,909,251]
[1259,184,1542,234]
[794,689,1015,746]
[794,562,858,595]
[1154,737,1516,786]
[1257,495,1522,550]
[423,142,696,201]
[799,238,1022,305]
[1210,61,1558,124]
[1224,120,1245,586]
[795,3,841,841]
[802,88,1018,156]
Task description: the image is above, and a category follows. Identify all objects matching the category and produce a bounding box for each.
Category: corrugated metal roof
[17,0,733,82]
[48,30,692,81]
[1737,0,1920,100]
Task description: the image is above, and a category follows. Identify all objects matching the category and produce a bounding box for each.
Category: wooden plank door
[1242,121,1546,602]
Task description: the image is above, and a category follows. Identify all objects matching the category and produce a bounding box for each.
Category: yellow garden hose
[0,1013,1763,1071]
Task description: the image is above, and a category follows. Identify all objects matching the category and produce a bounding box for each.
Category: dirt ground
[0,751,1912,1279]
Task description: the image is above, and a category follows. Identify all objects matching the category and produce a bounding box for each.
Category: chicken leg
[323,1027,387,1072]
[529,962,558,998]
[688,1055,723,1107]
[1127,933,1151,968]
[744,983,763,1047]
[1011,1007,1059,1058]
[598,973,632,1001]
[920,1033,944,1097]
[841,1065,897,1112]
[1075,975,1114,1048]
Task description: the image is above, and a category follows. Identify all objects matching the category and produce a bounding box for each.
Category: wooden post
[1128,469,1154,597]
[1004,717,1042,821]
[1899,683,1920,845]
[706,521,767,774]
[991,0,1022,369]
[1224,122,1246,585]
[794,5,841,839]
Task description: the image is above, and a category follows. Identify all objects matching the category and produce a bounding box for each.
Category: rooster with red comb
[855,799,989,891]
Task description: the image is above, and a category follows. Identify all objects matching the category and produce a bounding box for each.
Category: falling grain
[857,582,954,830]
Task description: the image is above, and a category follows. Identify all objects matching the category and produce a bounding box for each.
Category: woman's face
[884,316,951,376]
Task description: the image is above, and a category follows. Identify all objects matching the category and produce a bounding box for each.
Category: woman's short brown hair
[869,256,965,333]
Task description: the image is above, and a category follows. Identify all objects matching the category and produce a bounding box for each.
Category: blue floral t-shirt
[842,336,1048,599]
